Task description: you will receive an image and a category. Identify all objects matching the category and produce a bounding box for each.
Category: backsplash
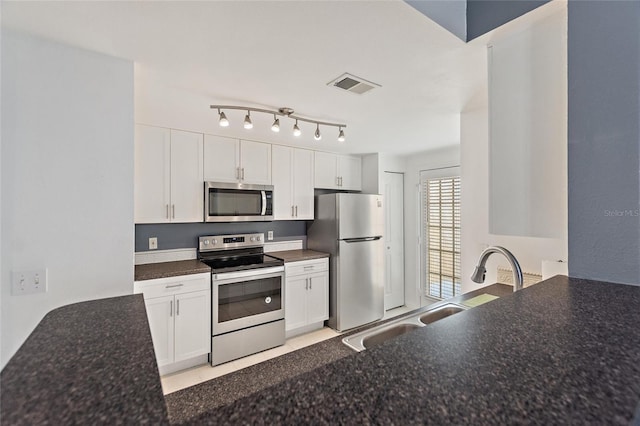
[135,221,307,252]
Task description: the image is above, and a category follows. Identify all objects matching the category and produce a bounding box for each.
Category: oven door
[205,182,273,222]
[211,266,284,335]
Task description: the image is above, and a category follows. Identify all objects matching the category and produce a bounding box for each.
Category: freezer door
[337,194,384,240]
[336,237,385,331]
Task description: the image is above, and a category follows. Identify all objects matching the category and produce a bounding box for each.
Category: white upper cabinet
[134,125,203,223]
[272,145,314,220]
[314,152,361,191]
[204,135,271,185]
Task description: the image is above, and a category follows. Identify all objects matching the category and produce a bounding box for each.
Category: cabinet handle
[172,204,175,219]
[166,284,184,289]
[336,176,339,186]
[242,168,245,180]
[303,266,314,271]
[339,177,343,187]
[291,205,294,217]
[309,279,312,290]
[166,204,169,219]
[177,299,180,316]
[295,205,298,217]
[305,278,308,290]
[170,300,173,317]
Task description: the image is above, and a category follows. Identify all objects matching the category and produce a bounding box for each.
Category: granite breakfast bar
[2,275,640,424]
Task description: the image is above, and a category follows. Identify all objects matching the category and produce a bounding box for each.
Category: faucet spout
[471,246,524,292]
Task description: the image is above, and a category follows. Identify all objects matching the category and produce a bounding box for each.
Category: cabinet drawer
[134,273,210,299]
[285,258,328,277]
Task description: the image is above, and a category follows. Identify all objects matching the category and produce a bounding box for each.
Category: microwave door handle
[261,191,267,215]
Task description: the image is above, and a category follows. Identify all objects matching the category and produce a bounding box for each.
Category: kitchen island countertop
[190,275,640,424]
[0,294,168,425]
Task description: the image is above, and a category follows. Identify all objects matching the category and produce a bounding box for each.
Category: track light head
[293,120,301,137]
[314,124,322,141]
[338,127,345,142]
[271,115,280,132]
[243,111,253,129]
[218,109,229,127]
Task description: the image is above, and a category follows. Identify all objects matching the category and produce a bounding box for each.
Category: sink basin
[342,303,468,352]
[419,306,466,324]
[362,324,422,349]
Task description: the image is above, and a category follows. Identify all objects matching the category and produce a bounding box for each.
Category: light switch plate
[12,269,47,295]
[149,237,158,250]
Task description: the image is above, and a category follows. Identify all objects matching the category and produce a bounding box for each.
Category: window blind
[423,175,461,299]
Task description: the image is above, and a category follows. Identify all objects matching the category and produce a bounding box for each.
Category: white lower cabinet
[284,258,329,336]
[134,273,210,374]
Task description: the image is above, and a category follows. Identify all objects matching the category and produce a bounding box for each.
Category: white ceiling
[2,0,489,155]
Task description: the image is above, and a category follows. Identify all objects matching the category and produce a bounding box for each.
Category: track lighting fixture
[218,109,229,127]
[210,105,347,143]
[271,115,280,132]
[243,111,253,129]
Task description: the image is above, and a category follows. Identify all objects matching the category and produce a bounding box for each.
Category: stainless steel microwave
[204,182,274,222]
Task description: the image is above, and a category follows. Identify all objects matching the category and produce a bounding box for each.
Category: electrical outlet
[267,231,274,241]
[149,237,158,250]
[12,269,47,295]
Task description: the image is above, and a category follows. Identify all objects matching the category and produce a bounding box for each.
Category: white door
[306,272,329,324]
[134,125,171,223]
[314,151,338,189]
[292,148,314,219]
[174,290,210,362]
[203,134,240,182]
[240,140,271,184]
[144,295,175,367]
[272,145,293,220]
[285,276,308,331]
[384,172,405,310]
[170,129,203,223]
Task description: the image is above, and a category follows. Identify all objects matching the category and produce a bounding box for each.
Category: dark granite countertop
[268,249,330,263]
[187,276,640,424]
[0,294,168,425]
[135,259,210,281]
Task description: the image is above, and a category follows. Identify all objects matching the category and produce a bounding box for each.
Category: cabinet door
[314,151,338,189]
[285,276,308,331]
[272,145,293,220]
[174,290,211,363]
[293,148,314,219]
[134,125,171,223]
[170,130,204,222]
[338,155,362,191]
[144,295,175,367]
[240,140,271,184]
[203,134,240,182]
[306,272,329,324]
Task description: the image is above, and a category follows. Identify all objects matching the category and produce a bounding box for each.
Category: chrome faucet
[471,246,524,292]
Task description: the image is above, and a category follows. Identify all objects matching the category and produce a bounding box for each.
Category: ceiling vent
[328,73,381,95]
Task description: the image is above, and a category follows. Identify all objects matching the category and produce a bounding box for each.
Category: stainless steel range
[198,233,285,366]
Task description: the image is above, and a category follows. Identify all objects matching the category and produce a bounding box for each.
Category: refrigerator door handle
[342,236,382,243]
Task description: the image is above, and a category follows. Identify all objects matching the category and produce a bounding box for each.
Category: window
[421,170,461,299]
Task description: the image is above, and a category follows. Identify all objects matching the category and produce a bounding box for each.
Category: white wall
[402,145,460,308]
[460,6,568,294]
[1,31,134,368]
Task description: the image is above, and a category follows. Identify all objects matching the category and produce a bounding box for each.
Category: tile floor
[160,305,414,395]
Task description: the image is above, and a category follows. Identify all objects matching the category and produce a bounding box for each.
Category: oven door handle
[213,266,284,282]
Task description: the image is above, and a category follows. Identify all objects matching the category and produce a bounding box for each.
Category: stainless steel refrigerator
[307,193,385,331]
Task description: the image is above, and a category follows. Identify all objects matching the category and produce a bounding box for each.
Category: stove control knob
[204,239,210,245]
[257,236,262,241]
[212,239,217,245]
[250,237,256,242]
